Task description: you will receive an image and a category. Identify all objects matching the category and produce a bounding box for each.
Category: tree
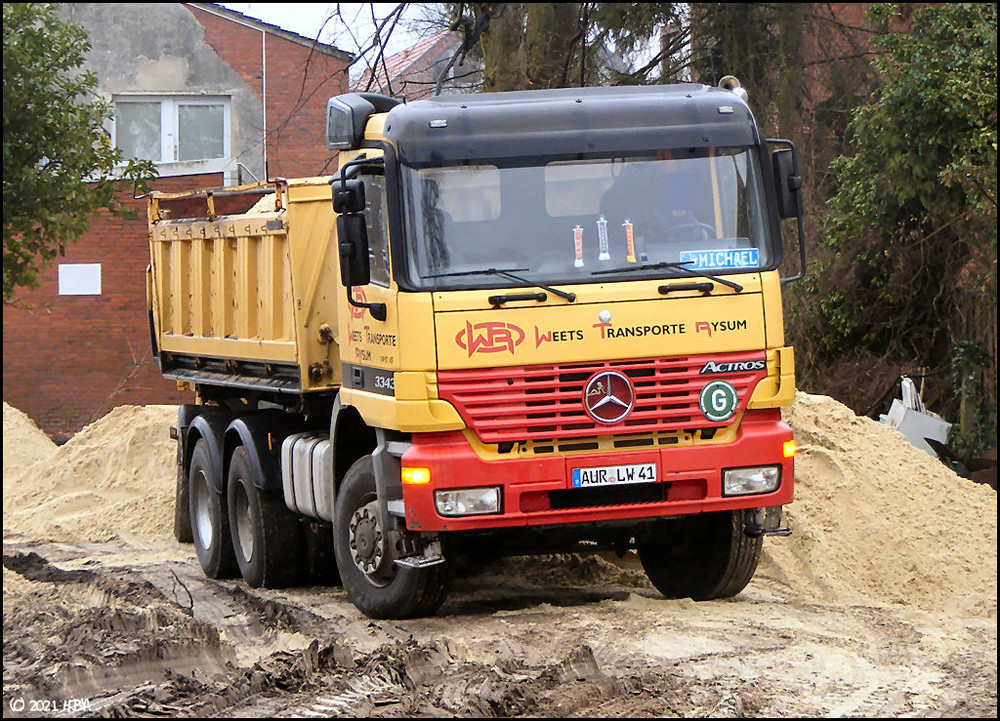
[2,3,156,305]
[442,3,692,92]
[805,3,997,450]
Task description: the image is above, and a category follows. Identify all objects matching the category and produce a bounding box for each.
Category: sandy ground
[2,394,996,718]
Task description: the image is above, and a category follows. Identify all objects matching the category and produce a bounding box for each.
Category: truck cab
[326,80,800,614]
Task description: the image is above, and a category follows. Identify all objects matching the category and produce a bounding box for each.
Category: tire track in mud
[1,541,681,718]
[2,544,350,717]
[3,537,996,718]
[283,640,634,718]
[3,549,231,715]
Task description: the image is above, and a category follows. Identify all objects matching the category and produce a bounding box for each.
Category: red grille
[437,352,768,444]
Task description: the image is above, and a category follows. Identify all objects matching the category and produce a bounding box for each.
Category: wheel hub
[233,484,254,564]
[349,501,385,576]
[192,470,213,549]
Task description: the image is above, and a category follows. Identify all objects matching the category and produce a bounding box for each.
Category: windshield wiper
[424,267,577,303]
[591,261,743,293]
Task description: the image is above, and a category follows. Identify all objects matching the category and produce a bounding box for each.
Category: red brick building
[3,3,350,437]
[356,30,472,101]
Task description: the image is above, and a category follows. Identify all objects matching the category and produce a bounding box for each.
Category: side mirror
[771,148,802,220]
[330,155,388,320]
[767,139,807,285]
[337,214,371,287]
[337,214,387,321]
[333,178,366,214]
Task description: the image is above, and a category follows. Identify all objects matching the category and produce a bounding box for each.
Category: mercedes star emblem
[583,370,635,424]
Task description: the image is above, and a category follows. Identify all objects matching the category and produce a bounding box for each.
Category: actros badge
[583,371,635,424]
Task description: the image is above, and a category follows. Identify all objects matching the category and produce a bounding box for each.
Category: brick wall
[187,4,349,179]
[3,7,349,437]
[3,176,213,438]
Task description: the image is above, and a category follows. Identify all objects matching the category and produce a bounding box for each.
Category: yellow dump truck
[148,77,804,619]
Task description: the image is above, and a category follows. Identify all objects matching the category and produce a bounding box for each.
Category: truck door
[341,172,401,395]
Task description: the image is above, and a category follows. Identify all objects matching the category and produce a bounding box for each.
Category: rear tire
[333,455,449,619]
[189,439,238,578]
[174,456,193,543]
[638,510,762,600]
[303,520,342,585]
[227,446,302,588]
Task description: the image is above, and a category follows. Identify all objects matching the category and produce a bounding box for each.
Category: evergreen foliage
[3,2,156,305]
[807,3,996,443]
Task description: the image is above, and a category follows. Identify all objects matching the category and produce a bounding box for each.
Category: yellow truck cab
[148,77,804,619]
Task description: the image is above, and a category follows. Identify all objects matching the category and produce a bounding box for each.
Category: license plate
[571,462,658,488]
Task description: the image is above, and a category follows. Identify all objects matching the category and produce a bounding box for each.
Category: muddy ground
[2,535,995,718]
[2,395,997,718]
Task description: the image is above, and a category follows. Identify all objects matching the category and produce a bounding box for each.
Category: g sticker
[699,380,738,422]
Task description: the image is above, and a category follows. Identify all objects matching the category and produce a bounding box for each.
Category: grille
[437,352,767,445]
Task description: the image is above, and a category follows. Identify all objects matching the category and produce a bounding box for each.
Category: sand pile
[759,392,996,615]
[3,402,58,479]
[2,394,996,614]
[3,404,178,543]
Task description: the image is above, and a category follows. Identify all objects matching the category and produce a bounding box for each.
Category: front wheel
[333,456,450,619]
[638,510,762,600]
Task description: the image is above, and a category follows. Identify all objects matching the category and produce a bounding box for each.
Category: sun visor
[384,85,759,165]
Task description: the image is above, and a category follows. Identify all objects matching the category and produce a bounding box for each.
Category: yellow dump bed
[147,178,342,395]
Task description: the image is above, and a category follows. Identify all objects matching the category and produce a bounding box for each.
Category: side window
[363,175,390,286]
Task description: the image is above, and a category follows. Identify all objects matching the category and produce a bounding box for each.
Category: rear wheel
[174,457,193,543]
[303,520,342,585]
[333,455,450,619]
[638,510,762,600]
[227,446,302,588]
[189,439,238,578]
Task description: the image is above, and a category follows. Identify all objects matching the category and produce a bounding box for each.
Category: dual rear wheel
[227,446,302,588]
[188,441,337,588]
[188,439,237,579]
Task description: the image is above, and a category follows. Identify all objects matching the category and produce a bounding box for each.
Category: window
[363,175,391,287]
[114,96,230,175]
[421,166,501,222]
[402,147,775,288]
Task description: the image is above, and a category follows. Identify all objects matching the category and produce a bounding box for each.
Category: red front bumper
[399,409,794,532]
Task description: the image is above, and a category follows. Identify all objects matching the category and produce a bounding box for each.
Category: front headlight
[722,466,781,496]
[435,487,502,516]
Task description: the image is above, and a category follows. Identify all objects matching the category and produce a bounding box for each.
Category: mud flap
[372,429,444,567]
[743,506,791,537]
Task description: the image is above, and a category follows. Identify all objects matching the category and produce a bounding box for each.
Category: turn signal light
[401,466,431,485]
[783,440,797,458]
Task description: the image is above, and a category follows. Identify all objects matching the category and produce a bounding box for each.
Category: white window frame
[113,95,232,177]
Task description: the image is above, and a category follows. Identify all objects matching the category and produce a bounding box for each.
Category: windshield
[401,148,775,290]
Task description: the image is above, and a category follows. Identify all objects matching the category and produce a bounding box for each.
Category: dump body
[148,178,343,396]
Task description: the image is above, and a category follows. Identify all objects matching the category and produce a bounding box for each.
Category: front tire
[333,456,450,619]
[638,510,762,600]
[227,446,302,588]
[189,438,238,578]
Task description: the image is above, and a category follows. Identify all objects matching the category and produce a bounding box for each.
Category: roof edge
[186,3,352,61]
